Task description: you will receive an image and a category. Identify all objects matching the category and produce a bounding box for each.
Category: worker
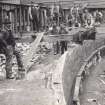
[71,4,79,22]
[59,24,68,54]
[29,3,40,32]
[51,23,60,55]
[78,4,84,26]
[68,14,73,27]
[94,10,103,25]
[83,9,93,27]
[60,41,67,54]
[0,24,24,79]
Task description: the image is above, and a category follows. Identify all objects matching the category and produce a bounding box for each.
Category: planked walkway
[23,32,44,71]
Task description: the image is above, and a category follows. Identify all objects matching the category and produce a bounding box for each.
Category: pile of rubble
[0,54,6,80]
[0,54,18,80]
[16,43,30,56]
[36,42,52,54]
[0,39,54,80]
[16,42,52,65]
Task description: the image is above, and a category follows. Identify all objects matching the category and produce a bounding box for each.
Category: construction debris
[16,41,52,64]
[16,43,30,56]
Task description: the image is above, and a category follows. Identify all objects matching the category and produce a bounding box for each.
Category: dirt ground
[0,53,60,105]
[0,79,54,105]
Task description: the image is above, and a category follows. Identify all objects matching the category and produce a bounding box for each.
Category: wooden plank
[44,34,73,42]
[14,8,18,33]
[73,77,81,101]
[44,28,87,42]
[23,32,44,71]
[23,8,25,31]
[19,6,22,33]
[27,7,30,27]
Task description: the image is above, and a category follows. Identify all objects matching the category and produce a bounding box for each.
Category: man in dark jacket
[0,28,24,79]
[0,29,13,78]
[59,24,68,54]
[31,3,40,32]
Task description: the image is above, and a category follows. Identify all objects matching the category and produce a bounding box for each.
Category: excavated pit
[0,27,105,105]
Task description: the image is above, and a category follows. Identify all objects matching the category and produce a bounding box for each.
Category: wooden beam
[15,7,18,33]
[44,34,73,42]
[0,6,2,28]
[43,28,87,42]
[23,7,25,31]
[1,4,4,30]
[23,32,44,72]
[19,6,22,34]
[27,7,30,27]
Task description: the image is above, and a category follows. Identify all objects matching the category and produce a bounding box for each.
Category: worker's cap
[32,3,39,7]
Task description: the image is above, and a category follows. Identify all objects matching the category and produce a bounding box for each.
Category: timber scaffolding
[0,0,105,38]
[0,0,31,38]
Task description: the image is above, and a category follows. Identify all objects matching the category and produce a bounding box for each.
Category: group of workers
[0,3,103,79]
[29,2,103,32]
[44,4,102,55]
[68,4,103,28]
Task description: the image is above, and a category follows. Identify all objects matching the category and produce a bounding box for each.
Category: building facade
[0,0,30,36]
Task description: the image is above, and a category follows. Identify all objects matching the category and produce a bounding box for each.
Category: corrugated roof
[0,0,21,4]
[1,0,105,8]
[21,0,105,4]
[21,0,73,4]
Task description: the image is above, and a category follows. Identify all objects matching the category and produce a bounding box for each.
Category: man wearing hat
[0,17,24,79]
[29,2,40,32]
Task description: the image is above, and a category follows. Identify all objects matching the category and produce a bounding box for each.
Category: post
[19,5,22,36]
[27,6,31,32]
[1,4,4,30]
[15,7,18,33]
[27,6,30,26]
[23,7,25,31]
[0,5,2,29]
